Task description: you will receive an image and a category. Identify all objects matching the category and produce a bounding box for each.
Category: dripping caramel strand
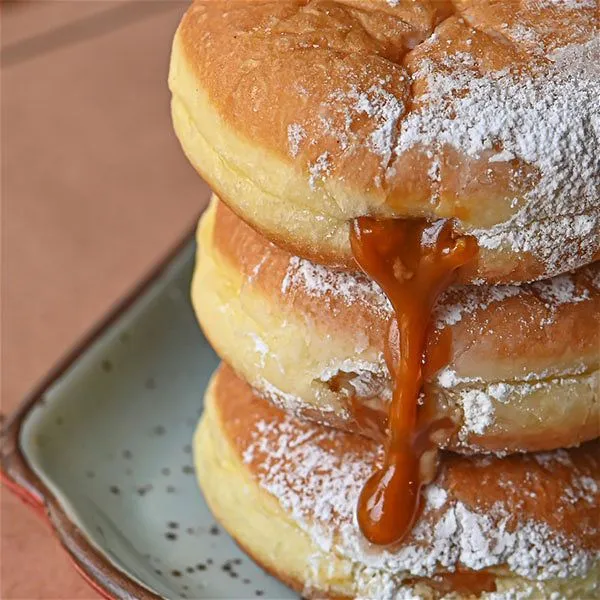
[350,217,477,546]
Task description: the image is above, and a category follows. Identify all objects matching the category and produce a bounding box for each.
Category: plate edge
[0,215,202,600]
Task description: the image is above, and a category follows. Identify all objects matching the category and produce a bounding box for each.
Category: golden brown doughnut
[170,0,600,284]
[192,197,600,454]
[195,364,600,600]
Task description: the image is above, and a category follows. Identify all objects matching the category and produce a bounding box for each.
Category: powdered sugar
[433,262,597,328]
[287,123,306,158]
[485,588,536,600]
[353,84,405,170]
[488,382,512,402]
[248,252,269,283]
[308,151,331,190]
[530,273,591,305]
[446,372,599,442]
[294,26,599,278]
[424,485,448,510]
[281,252,597,330]
[318,357,389,399]
[281,255,392,315]
[459,390,495,437]
[439,363,592,388]
[437,367,465,389]
[534,448,574,469]
[433,284,522,328]
[397,38,600,277]
[324,80,408,177]
[240,409,599,595]
[255,376,310,415]
[562,474,598,505]
[505,23,541,46]
[532,0,596,9]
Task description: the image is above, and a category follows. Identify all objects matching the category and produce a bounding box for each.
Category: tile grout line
[2,0,186,69]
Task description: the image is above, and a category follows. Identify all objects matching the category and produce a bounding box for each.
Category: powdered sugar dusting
[485,588,536,600]
[433,284,522,328]
[531,273,591,305]
[424,485,448,510]
[281,255,597,329]
[319,357,389,399]
[308,151,331,190]
[459,390,495,437]
[256,367,597,453]
[354,85,404,169]
[442,372,599,444]
[281,255,392,315]
[396,38,600,277]
[243,413,369,553]
[437,367,464,389]
[256,375,338,417]
[506,23,542,45]
[287,123,306,158]
[295,28,599,278]
[532,0,596,9]
[240,409,599,595]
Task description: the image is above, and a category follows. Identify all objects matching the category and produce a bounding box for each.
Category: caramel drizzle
[406,569,497,595]
[350,217,477,546]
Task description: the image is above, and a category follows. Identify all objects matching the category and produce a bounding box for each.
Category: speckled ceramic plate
[0,231,298,600]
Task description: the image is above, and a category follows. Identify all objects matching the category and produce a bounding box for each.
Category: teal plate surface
[1,235,297,600]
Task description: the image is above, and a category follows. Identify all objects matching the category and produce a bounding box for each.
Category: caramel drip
[328,373,388,439]
[424,327,453,378]
[406,570,497,595]
[349,397,388,440]
[350,217,477,546]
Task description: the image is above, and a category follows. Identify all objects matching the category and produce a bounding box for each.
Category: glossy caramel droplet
[350,217,477,546]
[424,327,453,378]
[358,445,422,546]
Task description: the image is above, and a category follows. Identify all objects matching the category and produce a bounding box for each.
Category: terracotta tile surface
[1,2,210,597]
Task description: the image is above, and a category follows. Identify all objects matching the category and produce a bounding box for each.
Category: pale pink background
[2,2,210,597]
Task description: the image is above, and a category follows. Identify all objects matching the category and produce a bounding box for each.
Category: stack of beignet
[169,1,600,597]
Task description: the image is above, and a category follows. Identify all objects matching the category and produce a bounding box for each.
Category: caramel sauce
[349,397,388,440]
[406,569,497,595]
[350,217,477,546]
[424,327,453,378]
[328,373,388,439]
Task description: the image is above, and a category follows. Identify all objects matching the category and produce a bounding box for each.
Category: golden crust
[170,0,600,283]
[192,197,600,453]
[195,364,600,600]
